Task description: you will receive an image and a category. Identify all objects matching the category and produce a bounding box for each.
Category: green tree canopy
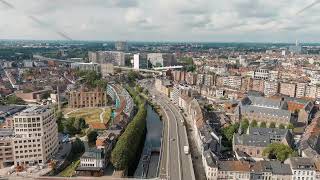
[262,143,295,162]
[279,124,285,129]
[260,122,267,128]
[87,129,98,145]
[240,119,249,133]
[287,123,294,129]
[250,120,258,128]
[269,122,276,128]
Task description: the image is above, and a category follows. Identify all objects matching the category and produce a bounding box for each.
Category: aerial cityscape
[1,0,320,180]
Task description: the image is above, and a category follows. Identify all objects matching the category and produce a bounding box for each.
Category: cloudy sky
[0,0,319,42]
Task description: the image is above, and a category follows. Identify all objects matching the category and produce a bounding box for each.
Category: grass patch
[67,108,103,124]
[58,159,80,177]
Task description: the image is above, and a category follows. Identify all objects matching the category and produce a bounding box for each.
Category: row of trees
[240,119,294,133]
[110,86,147,171]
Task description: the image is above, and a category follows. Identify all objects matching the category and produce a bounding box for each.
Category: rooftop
[17,106,51,116]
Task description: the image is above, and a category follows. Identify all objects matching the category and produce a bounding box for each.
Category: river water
[134,104,163,178]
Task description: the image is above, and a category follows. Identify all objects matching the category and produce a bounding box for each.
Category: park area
[63,107,112,125]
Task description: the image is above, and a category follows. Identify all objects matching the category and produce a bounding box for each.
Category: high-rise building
[133,53,148,70]
[70,62,100,72]
[12,106,59,166]
[115,41,128,51]
[147,53,177,67]
[89,51,125,66]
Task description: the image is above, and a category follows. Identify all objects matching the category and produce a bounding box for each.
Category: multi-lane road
[140,79,195,180]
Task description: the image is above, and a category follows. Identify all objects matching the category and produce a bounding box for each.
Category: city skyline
[0,0,320,42]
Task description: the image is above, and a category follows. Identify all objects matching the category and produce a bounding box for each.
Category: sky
[0,0,320,42]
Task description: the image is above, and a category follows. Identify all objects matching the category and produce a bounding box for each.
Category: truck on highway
[184,145,190,155]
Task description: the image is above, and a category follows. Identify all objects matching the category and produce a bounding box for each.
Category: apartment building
[12,106,59,166]
[285,157,316,180]
[0,129,14,168]
[251,79,264,93]
[264,81,279,97]
[89,51,125,66]
[68,88,107,108]
[280,82,296,97]
[196,74,205,85]
[70,62,100,72]
[296,83,307,98]
[185,72,197,85]
[204,74,214,87]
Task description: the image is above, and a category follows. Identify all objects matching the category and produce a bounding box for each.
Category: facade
[100,63,114,77]
[89,51,125,66]
[12,106,59,166]
[68,88,107,108]
[296,83,307,98]
[280,82,296,97]
[254,69,269,80]
[264,81,279,97]
[70,62,100,72]
[0,129,14,168]
[285,157,316,180]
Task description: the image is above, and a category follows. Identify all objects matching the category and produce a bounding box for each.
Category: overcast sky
[0,0,319,42]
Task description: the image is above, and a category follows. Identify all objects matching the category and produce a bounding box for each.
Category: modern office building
[12,106,59,166]
[133,53,148,70]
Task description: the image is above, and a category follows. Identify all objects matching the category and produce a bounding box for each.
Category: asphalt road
[140,79,195,180]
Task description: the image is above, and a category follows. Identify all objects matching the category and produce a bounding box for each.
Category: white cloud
[0,0,319,42]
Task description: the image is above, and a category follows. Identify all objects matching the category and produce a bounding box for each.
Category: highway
[140,79,195,180]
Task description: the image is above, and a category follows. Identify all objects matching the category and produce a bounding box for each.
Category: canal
[134,104,163,179]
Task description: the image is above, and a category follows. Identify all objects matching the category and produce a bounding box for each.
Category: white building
[285,157,316,180]
[254,69,269,80]
[79,149,105,168]
[12,106,59,166]
[133,53,148,70]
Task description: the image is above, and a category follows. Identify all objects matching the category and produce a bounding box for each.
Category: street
[140,79,195,180]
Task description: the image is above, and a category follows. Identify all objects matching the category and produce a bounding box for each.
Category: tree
[269,122,276,128]
[4,95,26,105]
[240,119,249,133]
[260,122,267,128]
[287,123,294,130]
[87,129,98,145]
[65,117,77,135]
[111,86,147,171]
[279,124,285,129]
[262,143,294,162]
[222,123,239,142]
[250,120,258,128]
[73,118,87,133]
[71,138,85,155]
